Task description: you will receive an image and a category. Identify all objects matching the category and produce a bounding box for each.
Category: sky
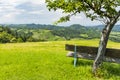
[0,0,120,26]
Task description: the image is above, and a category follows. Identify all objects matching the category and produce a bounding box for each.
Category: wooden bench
[65,44,120,66]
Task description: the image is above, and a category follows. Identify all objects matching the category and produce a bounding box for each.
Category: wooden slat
[65,44,120,58]
[67,52,120,63]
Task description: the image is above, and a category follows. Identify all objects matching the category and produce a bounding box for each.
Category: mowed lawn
[0,39,120,80]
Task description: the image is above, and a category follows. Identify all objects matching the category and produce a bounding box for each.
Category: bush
[0,32,13,43]
[10,38,17,43]
[17,38,23,42]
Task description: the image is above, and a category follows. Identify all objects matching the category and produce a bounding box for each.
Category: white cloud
[0,0,45,8]
[73,16,83,19]
[32,0,45,4]
[28,10,44,15]
[0,0,120,26]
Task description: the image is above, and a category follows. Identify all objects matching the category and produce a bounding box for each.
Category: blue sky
[0,0,120,26]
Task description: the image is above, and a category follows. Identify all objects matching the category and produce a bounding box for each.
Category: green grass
[0,39,120,80]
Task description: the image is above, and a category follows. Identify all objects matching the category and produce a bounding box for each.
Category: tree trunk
[92,24,113,74]
[92,11,120,74]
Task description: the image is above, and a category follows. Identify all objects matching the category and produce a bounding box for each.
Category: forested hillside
[88,25,120,31]
[0,24,120,43]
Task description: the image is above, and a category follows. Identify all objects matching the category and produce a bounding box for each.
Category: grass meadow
[0,39,120,80]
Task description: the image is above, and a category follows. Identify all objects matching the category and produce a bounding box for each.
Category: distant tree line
[0,24,120,43]
[0,26,33,43]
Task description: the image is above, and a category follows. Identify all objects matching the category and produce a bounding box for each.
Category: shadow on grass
[71,59,120,78]
[101,62,120,77]
[71,59,93,66]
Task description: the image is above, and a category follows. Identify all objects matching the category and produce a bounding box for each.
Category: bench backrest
[65,44,120,58]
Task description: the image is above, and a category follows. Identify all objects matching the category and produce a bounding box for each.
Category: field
[0,39,120,80]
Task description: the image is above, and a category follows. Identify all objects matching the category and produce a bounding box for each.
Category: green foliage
[17,30,33,42]
[17,38,24,42]
[46,0,82,24]
[0,24,120,43]
[54,15,70,25]
[52,28,80,40]
[46,0,120,24]
[10,38,17,43]
[0,26,34,43]
[0,32,13,43]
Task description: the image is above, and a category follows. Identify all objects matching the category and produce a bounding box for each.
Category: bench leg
[74,45,77,67]
[74,56,77,67]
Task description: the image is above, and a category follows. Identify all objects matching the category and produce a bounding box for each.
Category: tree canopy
[46,0,120,24]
